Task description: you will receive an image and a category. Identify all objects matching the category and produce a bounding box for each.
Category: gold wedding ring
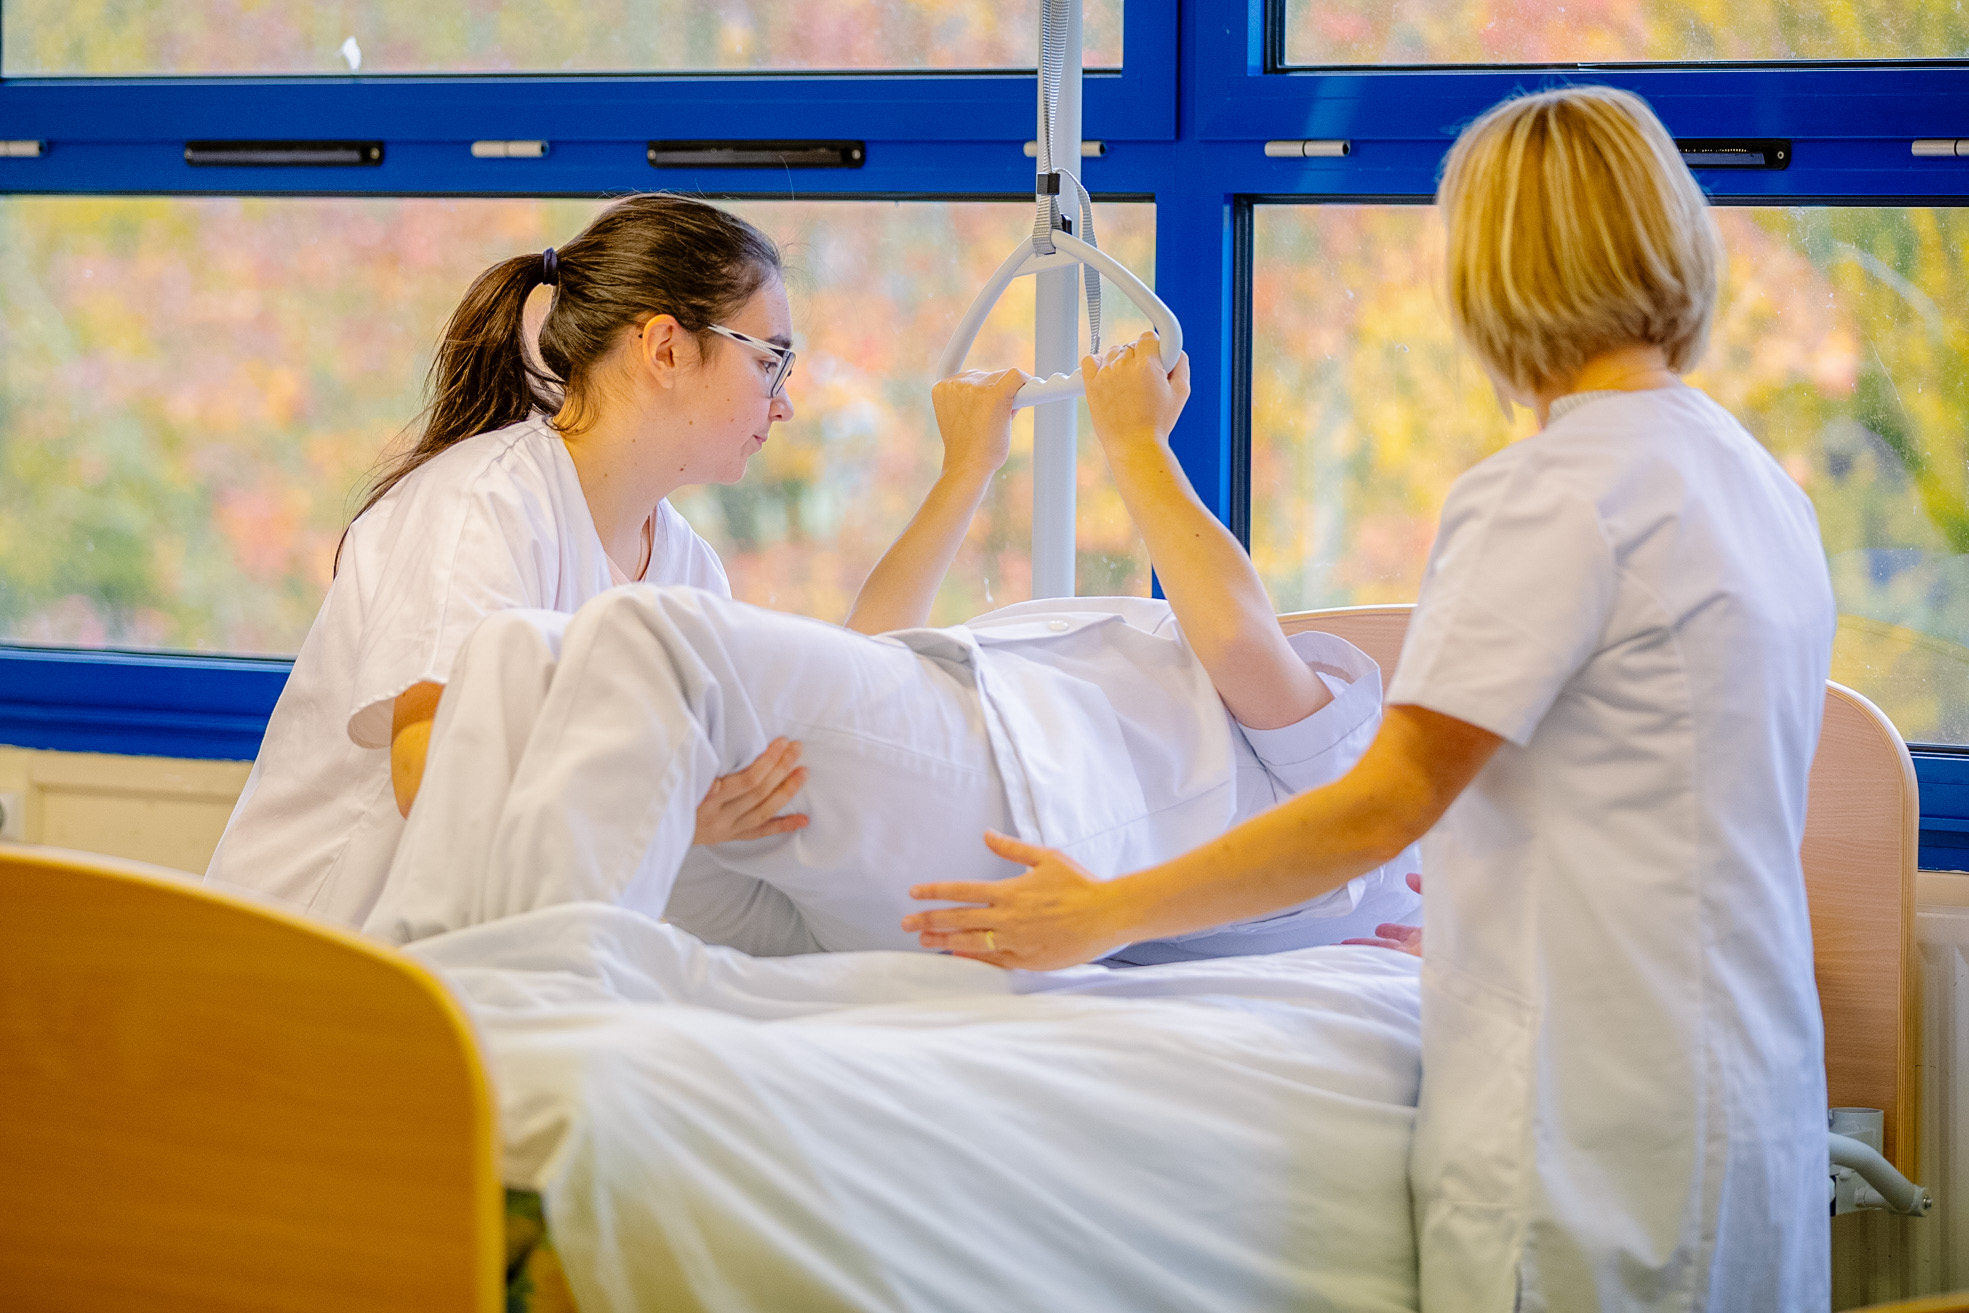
[984,930,998,952]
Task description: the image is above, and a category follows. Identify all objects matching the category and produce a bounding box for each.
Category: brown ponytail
[338,194,782,568]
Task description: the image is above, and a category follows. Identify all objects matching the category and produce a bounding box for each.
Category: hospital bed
[0,604,1929,1312]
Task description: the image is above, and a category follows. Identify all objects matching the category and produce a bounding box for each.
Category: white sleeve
[1384,452,1617,747]
[345,463,554,749]
[1237,630,1385,795]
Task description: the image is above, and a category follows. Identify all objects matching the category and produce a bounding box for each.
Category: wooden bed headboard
[0,843,504,1312]
[1282,603,1923,1175]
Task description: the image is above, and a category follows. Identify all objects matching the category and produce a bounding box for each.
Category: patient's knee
[458,607,573,678]
[576,582,751,654]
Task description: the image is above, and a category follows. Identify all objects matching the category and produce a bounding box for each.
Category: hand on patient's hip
[1340,871,1424,958]
[903,831,1129,971]
[693,737,810,846]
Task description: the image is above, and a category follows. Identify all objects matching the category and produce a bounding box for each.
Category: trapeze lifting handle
[936,229,1184,410]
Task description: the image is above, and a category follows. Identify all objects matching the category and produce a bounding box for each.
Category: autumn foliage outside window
[0,198,1154,652]
[1281,0,1969,64]
[1,0,1121,75]
[1254,205,1969,744]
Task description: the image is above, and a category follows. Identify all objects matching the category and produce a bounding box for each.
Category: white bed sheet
[410,903,1423,1313]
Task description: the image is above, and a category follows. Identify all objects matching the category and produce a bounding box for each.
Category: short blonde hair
[1437,85,1721,396]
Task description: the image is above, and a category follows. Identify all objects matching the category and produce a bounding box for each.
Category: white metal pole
[1030,0,1081,600]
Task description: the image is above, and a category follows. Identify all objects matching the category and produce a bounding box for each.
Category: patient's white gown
[363,586,1418,956]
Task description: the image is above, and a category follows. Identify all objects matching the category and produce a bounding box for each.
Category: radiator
[1915,905,1969,1289]
[1834,897,1969,1308]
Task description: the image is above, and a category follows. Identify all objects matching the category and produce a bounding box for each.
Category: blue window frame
[5,0,1969,864]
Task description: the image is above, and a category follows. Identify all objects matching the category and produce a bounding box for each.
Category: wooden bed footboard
[0,844,503,1312]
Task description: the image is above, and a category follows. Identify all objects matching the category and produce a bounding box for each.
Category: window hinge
[1023,141,1105,157]
[471,140,549,159]
[1265,140,1351,158]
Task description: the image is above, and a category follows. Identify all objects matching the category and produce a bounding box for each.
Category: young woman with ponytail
[205,193,1028,946]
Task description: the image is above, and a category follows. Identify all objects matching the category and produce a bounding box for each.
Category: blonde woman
[909,86,1835,1309]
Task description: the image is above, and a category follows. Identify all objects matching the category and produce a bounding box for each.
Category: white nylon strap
[1033,0,1068,252]
[1032,0,1101,353]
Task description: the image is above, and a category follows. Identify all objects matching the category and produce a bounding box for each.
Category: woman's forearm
[1100,704,1501,942]
[1102,437,1326,729]
[845,465,995,634]
[904,706,1500,970]
[1113,760,1418,942]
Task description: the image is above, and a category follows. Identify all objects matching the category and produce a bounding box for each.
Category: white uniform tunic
[363,587,1419,955]
[205,415,729,926]
[1384,388,1835,1311]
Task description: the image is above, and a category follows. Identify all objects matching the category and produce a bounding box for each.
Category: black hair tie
[540,247,559,286]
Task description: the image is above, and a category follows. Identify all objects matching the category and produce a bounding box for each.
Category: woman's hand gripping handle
[845,366,1028,635]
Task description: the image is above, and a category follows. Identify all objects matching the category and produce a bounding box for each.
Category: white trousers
[367,587,1018,953]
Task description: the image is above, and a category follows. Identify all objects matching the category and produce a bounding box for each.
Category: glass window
[0,196,1153,654]
[2,0,1121,76]
[1252,202,1969,744]
[683,200,1156,620]
[1279,0,1969,65]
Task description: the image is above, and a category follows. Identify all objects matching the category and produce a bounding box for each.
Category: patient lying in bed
[364,586,1419,958]
[365,339,1420,959]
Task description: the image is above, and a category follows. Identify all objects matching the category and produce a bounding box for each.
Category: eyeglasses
[706,323,796,398]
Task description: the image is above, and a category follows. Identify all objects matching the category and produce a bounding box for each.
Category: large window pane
[3,0,1121,76]
[0,196,1152,654]
[1252,203,1969,744]
[682,201,1156,620]
[1281,0,1969,65]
